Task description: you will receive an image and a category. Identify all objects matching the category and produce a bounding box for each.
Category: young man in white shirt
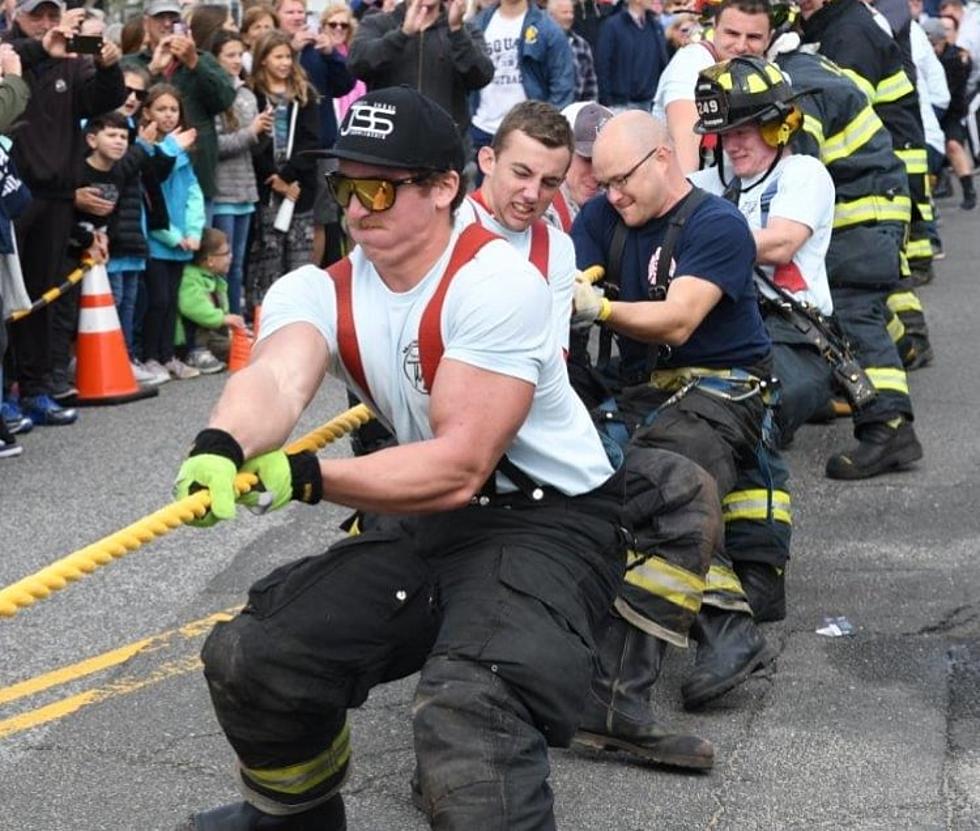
[173,87,626,831]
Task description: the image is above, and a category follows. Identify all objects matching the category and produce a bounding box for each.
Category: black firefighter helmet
[693,56,805,148]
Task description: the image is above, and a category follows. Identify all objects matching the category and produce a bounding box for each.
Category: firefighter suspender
[469,190,551,280]
[325,224,548,501]
[551,189,573,232]
[597,187,710,373]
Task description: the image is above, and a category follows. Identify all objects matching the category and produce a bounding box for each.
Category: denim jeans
[212,212,251,316]
[107,269,141,357]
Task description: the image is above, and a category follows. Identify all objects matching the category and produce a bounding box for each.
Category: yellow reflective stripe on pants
[895,147,929,175]
[887,290,923,314]
[243,719,352,796]
[833,194,911,228]
[875,68,916,104]
[865,366,909,394]
[905,236,934,260]
[624,550,705,613]
[820,104,883,165]
[886,311,906,342]
[722,489,792,525]
[706,564,744,596]
[841,67,876,101]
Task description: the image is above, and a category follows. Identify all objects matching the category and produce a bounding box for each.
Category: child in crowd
[210,30,271,318]
[107,64,177,386]
[248,29,319,313]
[141,83,204,381]
[177,227,248,373]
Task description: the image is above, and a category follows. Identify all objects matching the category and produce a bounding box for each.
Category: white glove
[571,272,612,329]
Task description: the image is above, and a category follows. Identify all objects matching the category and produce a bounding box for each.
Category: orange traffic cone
[75,263,158,405]
[227,324,254,373]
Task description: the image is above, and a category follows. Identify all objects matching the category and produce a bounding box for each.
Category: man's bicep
[429,358,535,468]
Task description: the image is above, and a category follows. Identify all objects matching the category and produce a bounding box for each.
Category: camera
[66,34,103,55]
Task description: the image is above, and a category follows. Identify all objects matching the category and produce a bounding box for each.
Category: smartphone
[66,34,103,54]
[172,22,187,35]
[306,12,320,34]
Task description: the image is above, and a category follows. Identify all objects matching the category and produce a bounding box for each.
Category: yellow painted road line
[0,609,237,707]
[0,654,203,740]
[0,607,239,738]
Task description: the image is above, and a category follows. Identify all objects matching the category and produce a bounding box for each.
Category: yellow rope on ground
[0,404,374,619]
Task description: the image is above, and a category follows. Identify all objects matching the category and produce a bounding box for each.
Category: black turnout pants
[200,480,626,830]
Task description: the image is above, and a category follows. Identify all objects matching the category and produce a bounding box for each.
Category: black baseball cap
[324,87,465,174]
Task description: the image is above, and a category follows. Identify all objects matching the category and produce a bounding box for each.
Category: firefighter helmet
[693,56,804,148]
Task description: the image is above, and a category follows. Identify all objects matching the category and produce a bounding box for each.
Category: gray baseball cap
[561,101,614,158]
[15,0,64,14]
[144,0,182,16]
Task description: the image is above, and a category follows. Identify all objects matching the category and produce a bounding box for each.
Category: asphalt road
[1,194,979,831]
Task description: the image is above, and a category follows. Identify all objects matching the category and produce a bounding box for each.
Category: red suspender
[325,224,501,401]
[551,189,573,233]
[529,220,549,280]
[470,189,550,282]
[325,256,375,408]
[418,223,500,393]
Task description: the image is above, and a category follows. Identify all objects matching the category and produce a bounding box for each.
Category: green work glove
[238,449,323,514]
[173,429,245,527]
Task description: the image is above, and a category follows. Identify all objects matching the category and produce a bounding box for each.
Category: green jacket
[124,50,236,199]
[0,75,29,134]
[177,262,228,345]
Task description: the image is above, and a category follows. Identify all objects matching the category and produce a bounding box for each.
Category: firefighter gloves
[173,428,246,527]
[572,272,612,329]
[240,449,323,514]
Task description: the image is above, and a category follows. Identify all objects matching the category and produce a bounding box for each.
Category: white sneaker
[132,360,163,385]
[186,348,226,375]
[165,357,201,380]
[139,359,171,385]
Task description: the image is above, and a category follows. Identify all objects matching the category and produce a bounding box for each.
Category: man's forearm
[604,299,695,347]
[320,437,491,514]
[208,362,309,459]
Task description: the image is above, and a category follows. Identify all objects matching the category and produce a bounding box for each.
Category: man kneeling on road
[172,87,629,831]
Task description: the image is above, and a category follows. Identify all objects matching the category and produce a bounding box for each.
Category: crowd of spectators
[1,0,979,461]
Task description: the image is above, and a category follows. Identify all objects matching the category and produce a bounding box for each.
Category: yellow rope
[4,261,93,324]
[0,404,374,619]
[583,265,605,285]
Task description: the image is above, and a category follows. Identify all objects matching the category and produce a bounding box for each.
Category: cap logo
[341,101,396,140]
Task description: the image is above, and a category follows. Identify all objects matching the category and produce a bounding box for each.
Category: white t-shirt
[455,195,577,354]
[258,230,614,496]
[652,41,716,121]
[472,12,526,134]
[691,154,835,316]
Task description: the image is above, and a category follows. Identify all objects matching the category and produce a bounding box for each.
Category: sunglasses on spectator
[126,86,148,101]
[327,20,350,29]
[326,173,432,213]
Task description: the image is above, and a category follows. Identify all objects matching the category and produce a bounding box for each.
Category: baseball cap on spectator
[144,0,182,16]
[324,86,465,173]
[920,18,947,42]
[561,102,613,158]
[15,0,63,13]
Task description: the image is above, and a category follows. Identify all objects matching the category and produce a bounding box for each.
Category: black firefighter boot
[825,418,923,480]
[734,561,786,624]
[574,615,714,769]
[177,795,346,831]
[681,606,776,710]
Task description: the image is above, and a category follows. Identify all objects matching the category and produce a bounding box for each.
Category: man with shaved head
[569,110,781,758]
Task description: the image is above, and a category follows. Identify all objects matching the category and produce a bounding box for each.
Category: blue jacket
[471,3,575,113]
[148,135,206,262]
[299,43,356,149]
[595,7,667,105]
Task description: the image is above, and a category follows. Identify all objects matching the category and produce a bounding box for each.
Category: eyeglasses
[326,173,432,213]
[125,86,148,101]
[327,20,350,29]
[597,145,661,192]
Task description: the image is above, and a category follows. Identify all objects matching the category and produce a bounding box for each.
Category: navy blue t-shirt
[571,189,771,376]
